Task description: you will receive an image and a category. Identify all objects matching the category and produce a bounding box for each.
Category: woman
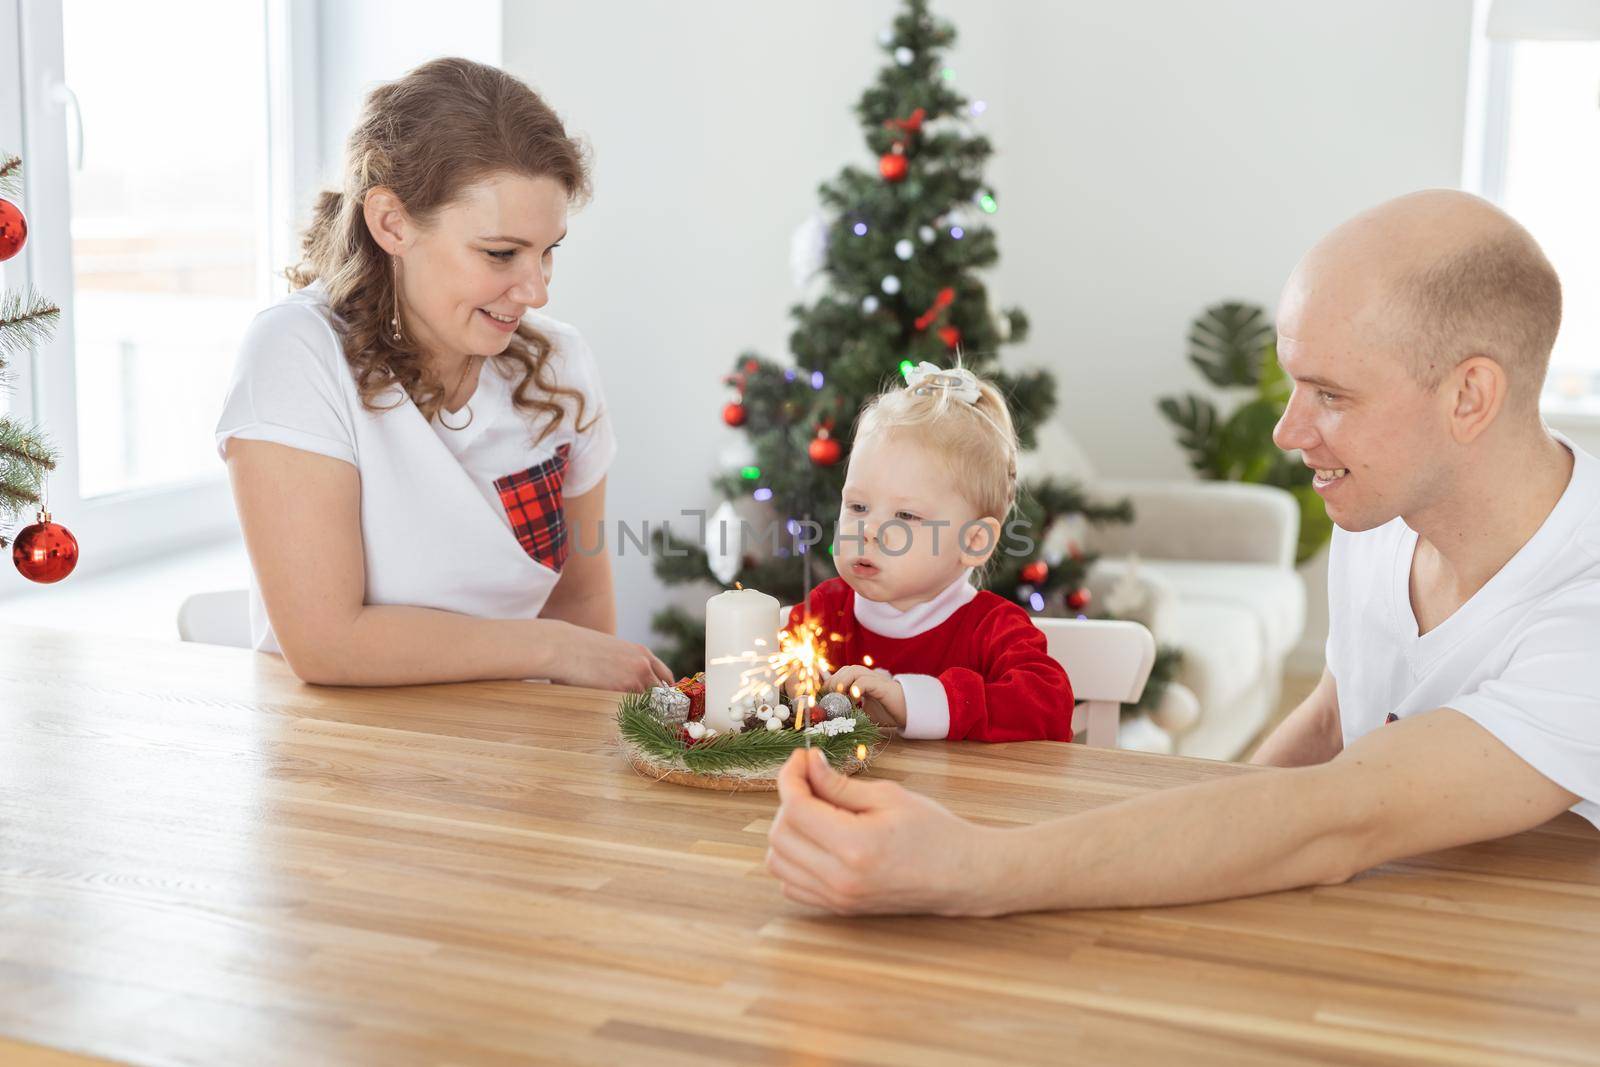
[216,57,670,691]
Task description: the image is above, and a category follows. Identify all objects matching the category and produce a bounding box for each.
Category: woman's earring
[390,259,403,343]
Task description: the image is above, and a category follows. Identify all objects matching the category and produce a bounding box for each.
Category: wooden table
[2,626,1598,1066]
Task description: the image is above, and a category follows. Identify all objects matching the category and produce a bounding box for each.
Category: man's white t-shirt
[1327,435,1600,829]
[214,282,616,653]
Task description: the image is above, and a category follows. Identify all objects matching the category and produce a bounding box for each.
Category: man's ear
[958,517,1002,569]
[362,186,412,256]
[1448,355,1507,445]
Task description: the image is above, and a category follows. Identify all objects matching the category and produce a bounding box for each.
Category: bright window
[62,0,274,497]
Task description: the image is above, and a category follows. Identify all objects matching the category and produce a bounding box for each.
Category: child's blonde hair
[854,361,1019,523]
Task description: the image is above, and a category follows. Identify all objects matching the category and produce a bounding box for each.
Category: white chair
[777,605,1155,748]
[1036,617,1156,748]
[177,589,252,648]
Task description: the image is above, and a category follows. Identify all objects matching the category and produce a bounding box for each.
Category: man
[764,190,1600,916]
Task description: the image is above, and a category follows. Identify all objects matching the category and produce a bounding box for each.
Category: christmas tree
[651,0,1175,706]
[0,151,61,551]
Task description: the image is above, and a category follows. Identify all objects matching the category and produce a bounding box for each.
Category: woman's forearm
[287,605,569,686]
[974,763,1368,915]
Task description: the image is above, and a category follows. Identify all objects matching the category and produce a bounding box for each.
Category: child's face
[835,430,1000,610]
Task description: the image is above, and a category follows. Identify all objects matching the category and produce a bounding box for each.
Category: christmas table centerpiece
[617,586,887,791]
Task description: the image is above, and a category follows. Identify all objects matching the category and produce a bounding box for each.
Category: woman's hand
[823,664,906,728]
[546,620,674,692]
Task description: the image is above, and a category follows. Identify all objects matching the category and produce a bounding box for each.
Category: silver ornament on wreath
[649,685,691,726]
[818,691,856,721]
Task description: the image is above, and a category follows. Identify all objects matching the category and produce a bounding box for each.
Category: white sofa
[1023,426,1305,761]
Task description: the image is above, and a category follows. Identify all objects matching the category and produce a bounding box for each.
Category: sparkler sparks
[720,616,835,727]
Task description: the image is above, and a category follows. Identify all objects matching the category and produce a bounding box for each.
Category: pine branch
[0,153,19,199]
[0,289,62,365]
[0,416,56,473]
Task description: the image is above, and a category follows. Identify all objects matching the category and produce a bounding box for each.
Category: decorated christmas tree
[651,0,1174,705]
[1,150,78,583]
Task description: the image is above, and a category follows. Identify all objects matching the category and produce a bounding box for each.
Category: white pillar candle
[703,585,781,733]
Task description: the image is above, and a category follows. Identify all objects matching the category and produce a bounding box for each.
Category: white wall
[316,0,504,186]
[503,0,1477,652]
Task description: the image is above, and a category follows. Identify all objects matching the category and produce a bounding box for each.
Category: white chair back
[1035,617,1156,748]
[177,589,252,649]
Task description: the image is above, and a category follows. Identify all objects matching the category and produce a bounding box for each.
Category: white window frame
[1462,0,1600,426]
[0,0,317,584]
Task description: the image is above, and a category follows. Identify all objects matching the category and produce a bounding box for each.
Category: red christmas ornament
[878,151,909,183]
[0,196,26,262]
[808,427,842,467]
[678,725,703,748]
[722,400,747,427]
[937,325,962,349]
[1021,560,1048,584]
[742,358,759,374]
[1066,587,1092,612]
[810,707,827,725]
[11,511,78,584]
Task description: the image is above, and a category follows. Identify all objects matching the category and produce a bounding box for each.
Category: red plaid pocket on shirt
[495,443,572,572]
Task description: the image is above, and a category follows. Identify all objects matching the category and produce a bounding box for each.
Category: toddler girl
[786,361,1074,741]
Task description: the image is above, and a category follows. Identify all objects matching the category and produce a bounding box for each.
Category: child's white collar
[852,570,978,639]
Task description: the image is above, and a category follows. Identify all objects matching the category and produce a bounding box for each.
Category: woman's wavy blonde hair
[287,57,593,436]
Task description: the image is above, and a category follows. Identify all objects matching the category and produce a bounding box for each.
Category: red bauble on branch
[937,325,962,349]
[722,400,747,427]
[0,196,27,262]
[1066,587,1092,612]
[12,511,78,584]
[808,427,842,467]
[1021,560,1048,585]
[878,149,908,183]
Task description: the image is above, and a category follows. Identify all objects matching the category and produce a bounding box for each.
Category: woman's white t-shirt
[214,282,616,653]
[1326,435,1600,828]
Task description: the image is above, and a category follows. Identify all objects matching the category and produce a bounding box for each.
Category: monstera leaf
[1157,394,1222,478]
[1188,301,1274,389]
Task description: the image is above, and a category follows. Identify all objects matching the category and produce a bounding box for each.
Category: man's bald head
[1289,190,1561,414]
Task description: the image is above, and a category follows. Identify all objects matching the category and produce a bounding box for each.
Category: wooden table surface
[2,625,1599,1066]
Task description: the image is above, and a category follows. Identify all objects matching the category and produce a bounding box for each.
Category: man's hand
[824,664,906,728]
[765,749,998,915]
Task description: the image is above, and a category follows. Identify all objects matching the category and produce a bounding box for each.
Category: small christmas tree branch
[0,289,62,365]
[0,418,58,474]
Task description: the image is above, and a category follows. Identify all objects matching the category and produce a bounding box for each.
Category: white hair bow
[905,361,981,405]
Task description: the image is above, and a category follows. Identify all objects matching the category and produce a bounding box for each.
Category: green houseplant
[1158,301,1333,564]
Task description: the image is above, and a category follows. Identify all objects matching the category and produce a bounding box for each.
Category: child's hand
[825,665,906,729]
